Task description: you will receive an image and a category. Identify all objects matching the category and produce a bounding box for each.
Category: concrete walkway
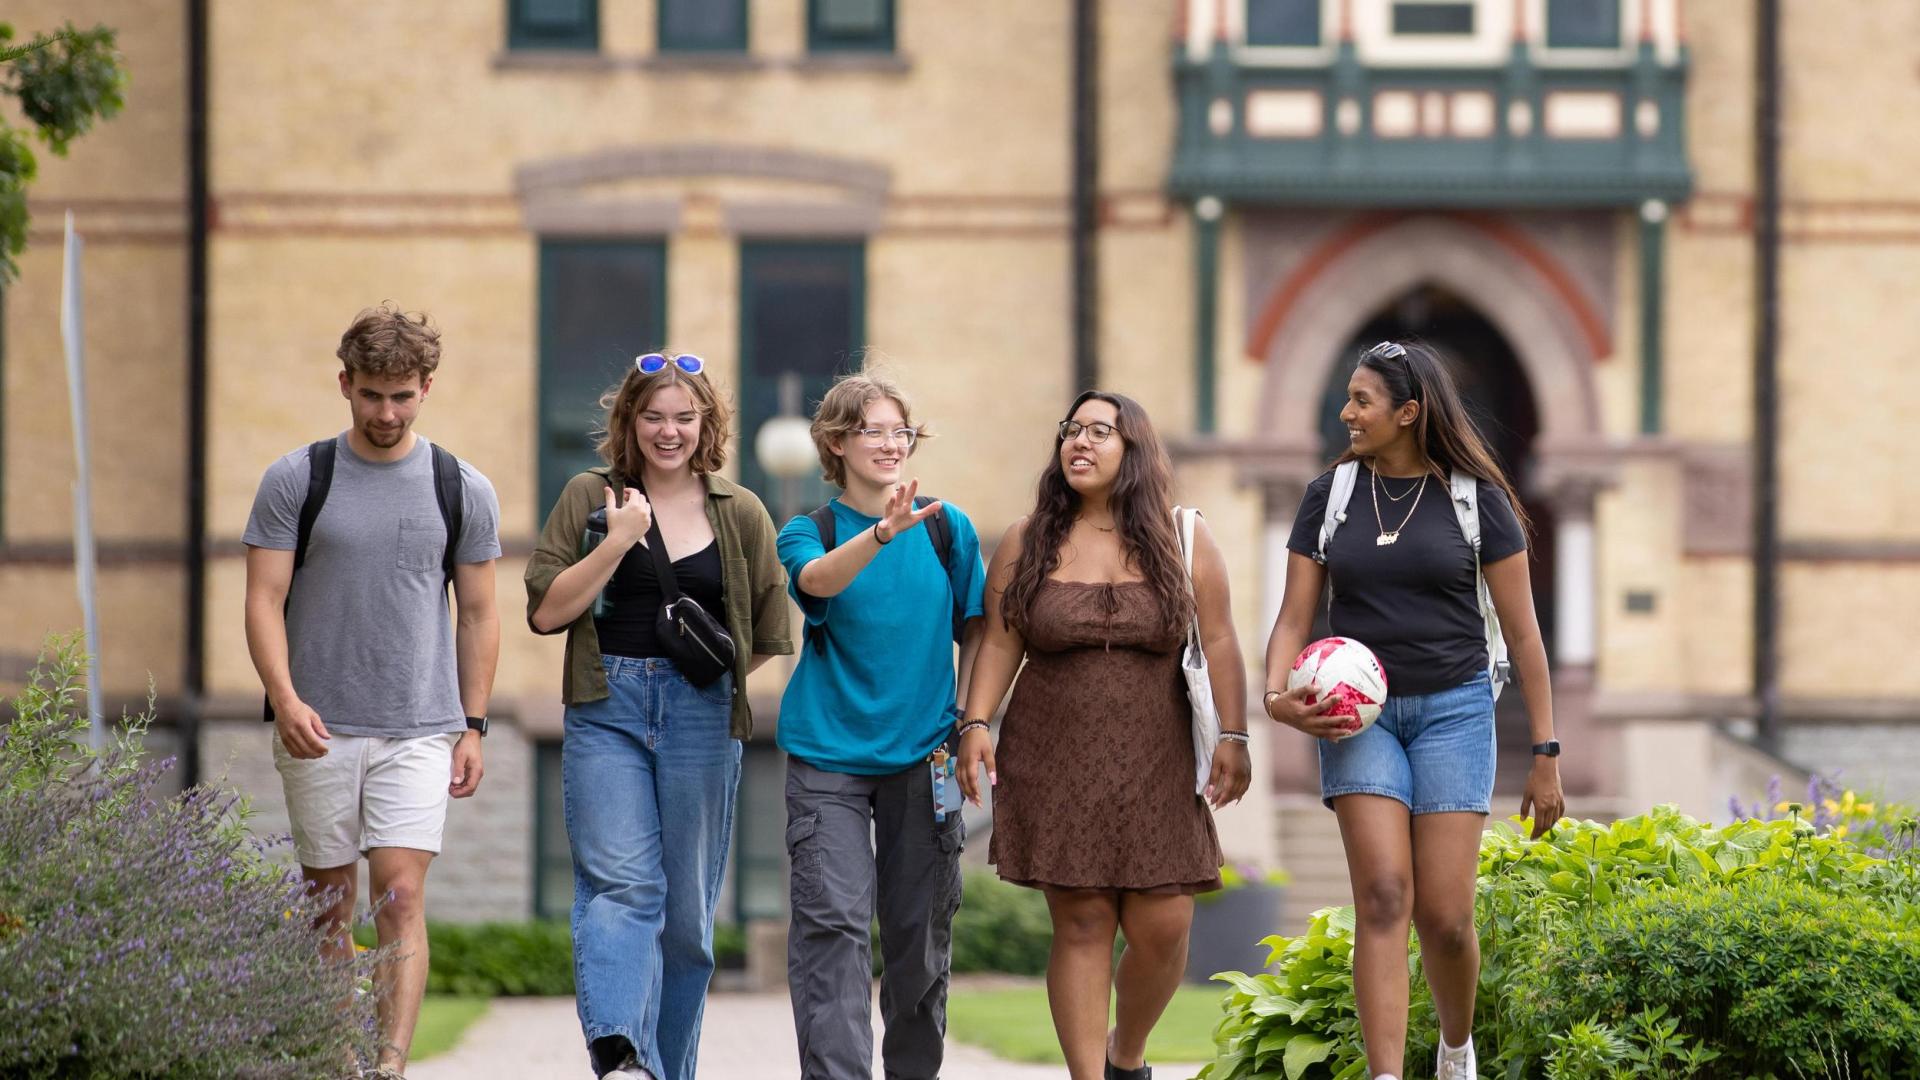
[409,989,1205,1080]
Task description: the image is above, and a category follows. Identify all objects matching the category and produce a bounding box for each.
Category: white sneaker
[1436,1036,1477,1080]
[605,1057,655,1080]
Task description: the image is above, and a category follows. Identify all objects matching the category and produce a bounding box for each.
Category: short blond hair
[810,372,930,488]
[597,362,734,478]
[337,303,441,381]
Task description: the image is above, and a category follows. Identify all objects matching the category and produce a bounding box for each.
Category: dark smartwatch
[465,716,489,737]
[1530,739,1560,758]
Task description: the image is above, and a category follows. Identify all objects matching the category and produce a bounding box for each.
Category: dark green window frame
[737,240,866,505]
[507,0,599,50]
[1390,1,1476,35]
[1545,0,1622,48]
[532,740,571,919]
[536,239,668,526]
[807,0,896,53]
[1246,0,1322,47]
[658,0,749,52]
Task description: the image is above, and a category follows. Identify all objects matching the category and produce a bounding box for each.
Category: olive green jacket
[524,467,793,740]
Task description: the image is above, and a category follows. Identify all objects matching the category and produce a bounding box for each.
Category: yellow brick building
[5,0,1917,922]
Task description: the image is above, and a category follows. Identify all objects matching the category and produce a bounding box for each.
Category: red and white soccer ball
[1287,636,1388,740]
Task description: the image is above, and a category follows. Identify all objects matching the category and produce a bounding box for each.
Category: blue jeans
[1317,671,1496,815]
[564,657,741,1080]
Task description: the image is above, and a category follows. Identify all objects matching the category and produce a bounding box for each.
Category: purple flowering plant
[1729,771,1920,862]
[0,637,388,1078]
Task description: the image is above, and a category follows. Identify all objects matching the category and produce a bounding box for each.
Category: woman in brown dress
[957,390,1251,1080]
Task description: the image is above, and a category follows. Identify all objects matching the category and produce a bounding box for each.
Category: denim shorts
[1317,671,1496,815]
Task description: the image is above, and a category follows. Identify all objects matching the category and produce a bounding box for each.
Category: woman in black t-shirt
[1262,341,1565,1080]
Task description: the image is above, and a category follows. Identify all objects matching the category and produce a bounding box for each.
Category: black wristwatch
[1530,739,1560,758]
[465,715,489,737]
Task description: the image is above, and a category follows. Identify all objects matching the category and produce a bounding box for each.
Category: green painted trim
[1192,207,1221,436]
[658,0,749,52]
[1639,209,1665,434]
[806,0,896,53]
[507,0,599,51]
[536,238,667,527]
[1168,49,1693,208]
[736,240,866,502]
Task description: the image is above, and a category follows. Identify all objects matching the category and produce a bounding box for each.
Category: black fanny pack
[635,489,736,688]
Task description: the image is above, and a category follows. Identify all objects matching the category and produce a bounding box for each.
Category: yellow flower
[1857,802,1875,816]
[1831,824,1850,838]
[1823,799,1840,818]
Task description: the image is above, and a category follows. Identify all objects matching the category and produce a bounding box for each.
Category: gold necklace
[1378,474,1423,503]
[1370,468,1428,546]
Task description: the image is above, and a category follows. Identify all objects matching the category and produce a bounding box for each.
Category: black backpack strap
[914,495,964,643]
[803,503,839,655]
[292,439,336,573]
[431,443,464,594]
[269,438,337,723]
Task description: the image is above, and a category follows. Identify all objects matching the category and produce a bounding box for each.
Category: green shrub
[951,870,1055,975]
[1,638,382,1078]
[1507,875,1920,1077]
[1201,805,1917,1080]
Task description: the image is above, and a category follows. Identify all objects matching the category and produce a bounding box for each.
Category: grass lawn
[946,984,1225,1066]
[410,995,490,1062]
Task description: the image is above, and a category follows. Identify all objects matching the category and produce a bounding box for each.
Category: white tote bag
[1174,506,1219,796]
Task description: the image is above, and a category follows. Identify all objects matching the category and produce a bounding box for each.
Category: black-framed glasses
[1058,420,1117,444]
[636,353,704,375]
[855,427,919,449]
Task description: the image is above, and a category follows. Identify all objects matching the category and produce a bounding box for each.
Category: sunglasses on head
[1362,341,1407,362]
[635,353,704,375]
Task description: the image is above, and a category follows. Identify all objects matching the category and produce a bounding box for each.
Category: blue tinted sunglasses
[635,353,704,375]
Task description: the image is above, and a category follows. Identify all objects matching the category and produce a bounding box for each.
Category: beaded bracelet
[956,719,990,738]
[1217,730,1251,745]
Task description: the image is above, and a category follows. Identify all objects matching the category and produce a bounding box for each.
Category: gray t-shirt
[244,433,502,737]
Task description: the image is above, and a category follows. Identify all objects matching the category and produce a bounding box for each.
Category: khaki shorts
[272,731,459,869]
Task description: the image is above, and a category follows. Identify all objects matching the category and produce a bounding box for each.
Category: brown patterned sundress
[989,579,1223,893]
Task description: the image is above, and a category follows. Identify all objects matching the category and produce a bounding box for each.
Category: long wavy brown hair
[1338,339,1532,539]
[1000,390,1194,638]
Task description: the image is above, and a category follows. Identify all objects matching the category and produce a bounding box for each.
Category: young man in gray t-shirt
[243,304,501,1080]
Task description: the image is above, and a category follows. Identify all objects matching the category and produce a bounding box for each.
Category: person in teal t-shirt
[776,372,985,1080]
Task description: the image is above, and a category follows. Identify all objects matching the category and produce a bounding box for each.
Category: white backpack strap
[1317,461,1359,565]
[1451,470,1510,696]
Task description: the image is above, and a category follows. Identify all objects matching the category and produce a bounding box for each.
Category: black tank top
[594,539,725,659]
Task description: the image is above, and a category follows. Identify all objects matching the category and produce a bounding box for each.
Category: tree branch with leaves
[0,22,127,283]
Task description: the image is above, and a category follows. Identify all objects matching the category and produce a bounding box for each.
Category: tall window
[659,0,748,52]
[1391,1,1476,35]
[738,241,865,508]
[732,744,788,922]
[1546,0,1621,48]
[1246,0,1322,47]
[807,0,895,53]
[536,240,666,522]
[533,741,571,919]
[508,0,598,49]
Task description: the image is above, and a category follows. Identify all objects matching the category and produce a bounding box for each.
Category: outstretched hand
[877,480,943,544]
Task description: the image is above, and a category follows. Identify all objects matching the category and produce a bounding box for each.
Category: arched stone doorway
[1248,214,1613,797]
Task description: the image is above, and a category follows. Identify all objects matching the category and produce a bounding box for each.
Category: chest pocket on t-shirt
[398,516,442,573]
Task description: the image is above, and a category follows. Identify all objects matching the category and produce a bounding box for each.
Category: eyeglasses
[1058,420,1117,444]
[1362,341,1406,361]
[855,427,919,449]
[635,353,705,375]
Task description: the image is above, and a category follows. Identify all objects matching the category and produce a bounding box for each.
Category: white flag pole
[60,210,105,748]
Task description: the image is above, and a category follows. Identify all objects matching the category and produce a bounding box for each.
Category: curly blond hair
[810,372,930,488]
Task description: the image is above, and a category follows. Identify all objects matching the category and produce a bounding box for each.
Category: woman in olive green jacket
[525,354,791,1080]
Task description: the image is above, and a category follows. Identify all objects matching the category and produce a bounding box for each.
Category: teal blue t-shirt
[776,498,987,775]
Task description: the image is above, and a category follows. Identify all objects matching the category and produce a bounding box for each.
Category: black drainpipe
[182,0,210,787]
[1070,0,1099,393]
[1752,0,1781,752]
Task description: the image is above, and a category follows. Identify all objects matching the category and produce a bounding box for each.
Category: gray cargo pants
[785,754,965,1080]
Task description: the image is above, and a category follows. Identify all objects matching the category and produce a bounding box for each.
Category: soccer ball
[1287,637,1388,740]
